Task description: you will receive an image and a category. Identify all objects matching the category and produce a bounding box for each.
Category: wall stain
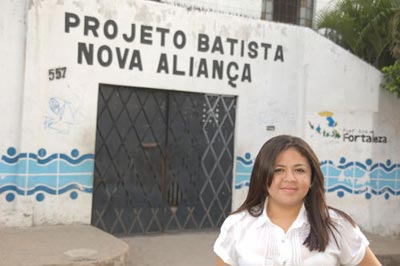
[96,0,117,18]
[72,0,84,12]
[135,5,155,24]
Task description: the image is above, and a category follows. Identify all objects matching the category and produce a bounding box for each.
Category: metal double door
[91,84,236,235]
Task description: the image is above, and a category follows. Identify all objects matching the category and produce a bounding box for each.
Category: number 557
[48,67,67,81]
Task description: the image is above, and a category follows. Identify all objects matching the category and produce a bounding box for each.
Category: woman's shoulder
[327,207,357,228]
[222,208,261,229]
[328,207,344,219]
[326,207,369,263]
[223,210,249,225]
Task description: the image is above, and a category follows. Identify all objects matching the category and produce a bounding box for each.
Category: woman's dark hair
[233,134,355,252]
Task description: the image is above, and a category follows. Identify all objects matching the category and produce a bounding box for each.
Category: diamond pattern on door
[92,84,236,235]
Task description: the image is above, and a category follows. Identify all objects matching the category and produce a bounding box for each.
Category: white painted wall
[0,0,399,237]
[300,27,400,235]
[369,90,400,235]
[0,0,28,226]
[161,0,262,19]
[0,0,26,152]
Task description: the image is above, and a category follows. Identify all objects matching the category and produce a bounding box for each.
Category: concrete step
[366,233,400,266]
[0,224,129,266]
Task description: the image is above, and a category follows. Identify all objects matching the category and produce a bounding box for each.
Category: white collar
[255,198,308,230]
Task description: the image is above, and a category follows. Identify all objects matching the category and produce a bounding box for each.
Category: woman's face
[267,147,312,210]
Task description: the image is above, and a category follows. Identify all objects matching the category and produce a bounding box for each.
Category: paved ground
[121,231,217,266]
[121,231,400,266]
[365,233,400,266]
[0,224,129,266]
[1,225,400,266]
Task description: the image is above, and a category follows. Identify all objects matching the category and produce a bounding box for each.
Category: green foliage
[390,9,400,59]
[382,60,400,97]
[316,0,400,97]
[316,0,399,69]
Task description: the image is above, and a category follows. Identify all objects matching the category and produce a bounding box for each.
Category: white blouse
[213,205,369,266]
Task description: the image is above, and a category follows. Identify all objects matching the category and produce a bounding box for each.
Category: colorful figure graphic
[308,111,341,139]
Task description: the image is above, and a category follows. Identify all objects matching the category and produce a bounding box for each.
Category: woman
[214,135,381,266]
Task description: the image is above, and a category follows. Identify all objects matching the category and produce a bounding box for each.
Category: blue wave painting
[235,153,400,200]
[0,147,94,202]
[235,152,253,189]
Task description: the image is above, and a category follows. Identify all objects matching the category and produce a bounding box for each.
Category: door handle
[141,142,158,148]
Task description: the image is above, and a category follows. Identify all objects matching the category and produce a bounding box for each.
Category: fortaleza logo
[308,111,341,139]
[308,111,387,144]
[342,130,387,143]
